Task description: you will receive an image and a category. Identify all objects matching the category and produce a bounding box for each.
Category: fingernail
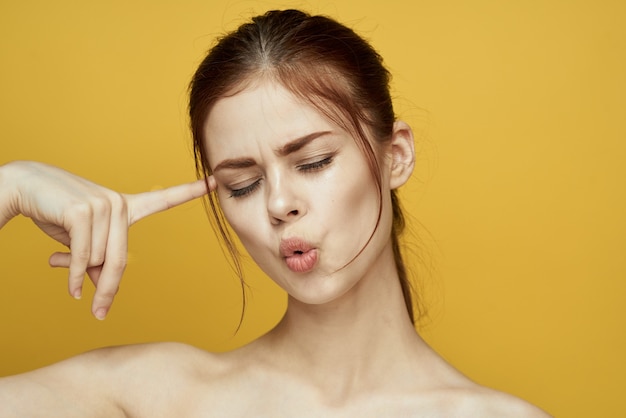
[73,289,82,300]
[94,307,108,320]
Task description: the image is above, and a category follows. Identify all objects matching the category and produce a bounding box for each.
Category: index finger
[126,177,214,225]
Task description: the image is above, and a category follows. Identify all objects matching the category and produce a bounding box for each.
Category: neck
[261,241,427,398]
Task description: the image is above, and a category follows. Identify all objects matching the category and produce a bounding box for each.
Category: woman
[0,10,549,417]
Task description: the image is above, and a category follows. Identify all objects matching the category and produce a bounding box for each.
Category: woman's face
[204,80,395,305]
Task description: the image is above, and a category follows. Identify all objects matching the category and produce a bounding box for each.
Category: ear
[388,120,415,189]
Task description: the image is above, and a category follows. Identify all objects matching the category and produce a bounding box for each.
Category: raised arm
[0,161,213,319]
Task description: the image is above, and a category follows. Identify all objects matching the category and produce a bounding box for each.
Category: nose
[266,170,305,224]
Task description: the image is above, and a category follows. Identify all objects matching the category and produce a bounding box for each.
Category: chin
[282,273,359,307]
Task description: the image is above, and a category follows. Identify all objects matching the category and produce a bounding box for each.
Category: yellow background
[1,1,625,416]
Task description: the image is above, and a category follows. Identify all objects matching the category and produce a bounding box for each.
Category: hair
[189,9,421,324]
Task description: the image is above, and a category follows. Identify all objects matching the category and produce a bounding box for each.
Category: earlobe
[388,120,415,190]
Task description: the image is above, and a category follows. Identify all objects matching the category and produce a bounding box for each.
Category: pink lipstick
[280,238,318,273]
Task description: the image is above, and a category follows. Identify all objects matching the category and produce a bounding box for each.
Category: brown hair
[189,9,420,323]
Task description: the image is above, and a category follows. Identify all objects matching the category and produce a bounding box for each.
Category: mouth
[280,238,319,273]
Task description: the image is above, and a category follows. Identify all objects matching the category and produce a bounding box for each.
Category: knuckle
[68,201,93,219]
[72,249,91,261]
[108,192,127,215]
[90,253,105,266]
[90,196,111,216]
[98,286,120,300]
[107,257,128,273]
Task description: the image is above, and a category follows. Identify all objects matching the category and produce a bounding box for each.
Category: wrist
[0,161,22,228]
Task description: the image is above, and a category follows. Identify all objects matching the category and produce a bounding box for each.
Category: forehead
[203,81,337,165]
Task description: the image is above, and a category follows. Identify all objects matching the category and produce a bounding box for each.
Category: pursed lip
[280,237,315,257]
[280,237,318,273]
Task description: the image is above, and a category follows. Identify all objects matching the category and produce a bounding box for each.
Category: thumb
[126,177,215,225]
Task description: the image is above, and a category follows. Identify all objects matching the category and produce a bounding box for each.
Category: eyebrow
[276,131,332,156]
[213,157,256,172]
[213,131,332,172]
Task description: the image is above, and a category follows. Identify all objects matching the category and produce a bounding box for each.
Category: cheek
[216,193,265,250]
[335,157,380,218]
[325,164,381,243]
[345,185,380,237]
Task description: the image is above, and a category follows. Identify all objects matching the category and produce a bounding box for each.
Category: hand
[1,161,214,319]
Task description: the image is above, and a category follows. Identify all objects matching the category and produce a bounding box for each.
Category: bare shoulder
[90,342,236,416]
[398,345,551,417]
[44,341,229,383]
[91,340,224,371]
[0,342,233,418]
[442,384,552,418]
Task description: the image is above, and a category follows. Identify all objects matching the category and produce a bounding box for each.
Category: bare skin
[0,83,551,417]
[0,340,548,417]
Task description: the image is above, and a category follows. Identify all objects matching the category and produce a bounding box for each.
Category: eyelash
[229,180,261,198]
[228,155,334,199]
[297,156,333,172]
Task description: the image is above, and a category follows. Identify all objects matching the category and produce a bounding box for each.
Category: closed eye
[227,155,333,198]
[297,156,333,173]
[229,179,261,198]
